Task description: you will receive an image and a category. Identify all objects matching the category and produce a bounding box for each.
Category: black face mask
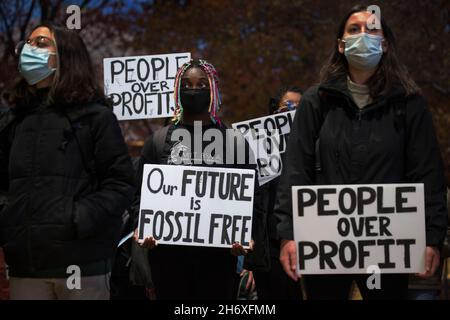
[180,89,211,114]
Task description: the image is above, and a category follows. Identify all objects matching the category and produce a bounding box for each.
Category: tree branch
[431,82,449,95]
[0,4,16,58]
[20,0,36,41]
[79,0,92,10]
[39,0,49,22]
[49,0,65,21]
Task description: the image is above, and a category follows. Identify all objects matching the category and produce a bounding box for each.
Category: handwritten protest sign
[104,52,191,120]
[292,184,426,274]
[137,165,255,249]
[232,110,295,185]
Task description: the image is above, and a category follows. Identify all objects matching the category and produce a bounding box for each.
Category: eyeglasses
[274,100,298,114]
[15,36,56,55]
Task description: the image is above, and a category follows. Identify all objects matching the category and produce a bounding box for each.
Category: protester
[131,59,262,300]
[0,23,135,300]
[269,86,302,114]
[245,86,303,300]
[274,5,448,300]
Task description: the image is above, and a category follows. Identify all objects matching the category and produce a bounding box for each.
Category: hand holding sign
[135,227,256,255]
[417,246,440,279]
[280,239,299,281]
[134,228,157,249]
[230,240,255,256]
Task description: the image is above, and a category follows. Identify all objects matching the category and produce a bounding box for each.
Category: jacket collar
[63,102,109,122]
[0,102,108,134]
[318,75,407,111]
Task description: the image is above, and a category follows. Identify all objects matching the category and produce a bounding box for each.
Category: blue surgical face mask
[343,33,384,70]
[19,43,57,85]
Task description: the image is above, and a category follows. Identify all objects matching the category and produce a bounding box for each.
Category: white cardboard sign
[232,110,295,185]
[292,184,426,274]
[137,164,256,249]
[104,52,191,120]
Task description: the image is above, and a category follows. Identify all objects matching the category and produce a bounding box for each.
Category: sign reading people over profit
[232,110,295,185]
[292,184,426,274]
[137,165,256,249]
[104,52,191,120]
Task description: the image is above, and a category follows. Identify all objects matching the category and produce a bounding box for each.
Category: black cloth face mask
[180,89,211,114]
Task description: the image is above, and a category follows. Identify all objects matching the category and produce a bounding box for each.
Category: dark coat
[275,76,448,247]
[0,102,135,277]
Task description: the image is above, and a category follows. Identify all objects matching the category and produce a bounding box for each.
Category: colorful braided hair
[172,59,222,126]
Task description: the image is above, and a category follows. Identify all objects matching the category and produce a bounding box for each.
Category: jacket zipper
[357,109,362,120]
[27,112,42,273]
[357,109,363,128]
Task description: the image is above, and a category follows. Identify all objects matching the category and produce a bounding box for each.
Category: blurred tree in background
[0,0,448,181]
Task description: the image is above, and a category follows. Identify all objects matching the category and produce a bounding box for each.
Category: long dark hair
[7,22,108,109]
[320,4,420,97]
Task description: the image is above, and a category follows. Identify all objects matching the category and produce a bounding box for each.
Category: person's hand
[231,240,254,256]
[280,239,299,281]
[240,269,256,292]
[133,228,157,249]
[417,246,440,279]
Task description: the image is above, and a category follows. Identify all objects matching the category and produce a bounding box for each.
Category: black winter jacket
[275,76,448,247]
[0,101,135,277]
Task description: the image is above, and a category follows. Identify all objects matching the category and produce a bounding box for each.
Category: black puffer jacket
[0,101,135,277]
[275,76,448,247]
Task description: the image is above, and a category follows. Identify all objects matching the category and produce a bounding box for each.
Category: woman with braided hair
[130,59,261,299]
[171,59,222,127]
